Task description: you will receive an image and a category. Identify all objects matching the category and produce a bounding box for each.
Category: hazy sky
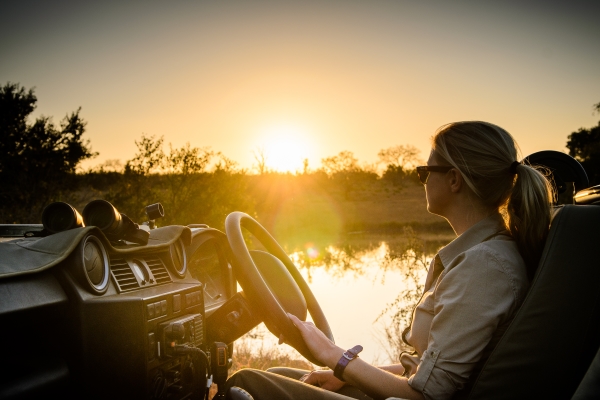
[2,0,599,172]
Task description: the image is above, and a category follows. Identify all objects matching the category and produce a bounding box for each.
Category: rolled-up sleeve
[407,247,520,400]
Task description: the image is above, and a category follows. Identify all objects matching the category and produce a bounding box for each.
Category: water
[241,231,452,365]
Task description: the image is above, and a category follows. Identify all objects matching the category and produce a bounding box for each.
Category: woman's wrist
[323,345,345,368]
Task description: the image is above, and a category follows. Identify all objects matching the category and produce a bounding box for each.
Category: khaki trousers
[224,367,373,400]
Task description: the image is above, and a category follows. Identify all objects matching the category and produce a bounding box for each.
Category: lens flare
[305,243,319,259]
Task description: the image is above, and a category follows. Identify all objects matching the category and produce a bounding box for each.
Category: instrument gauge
[74,234,110,295]
[169,240,187,278]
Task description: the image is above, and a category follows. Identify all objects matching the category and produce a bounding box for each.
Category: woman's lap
[224,368,372,400]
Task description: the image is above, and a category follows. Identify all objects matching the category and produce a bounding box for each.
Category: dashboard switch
[173,294,181,312]
[148,332,156,360]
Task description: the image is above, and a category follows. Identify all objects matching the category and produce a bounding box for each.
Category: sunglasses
[416,165,454,184]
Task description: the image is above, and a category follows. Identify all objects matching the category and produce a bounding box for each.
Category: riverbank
[250,178,454,249]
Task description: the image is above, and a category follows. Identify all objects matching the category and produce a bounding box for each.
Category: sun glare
[260,125,311,173]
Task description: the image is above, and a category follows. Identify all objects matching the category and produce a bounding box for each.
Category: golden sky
[2,0,599,172]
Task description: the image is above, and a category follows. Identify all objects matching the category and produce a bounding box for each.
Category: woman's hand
[300,370,346,392]
[287,314,424,400]
[286,313,342,367]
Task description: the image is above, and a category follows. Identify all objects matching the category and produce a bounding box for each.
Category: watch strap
[333,345,363,382]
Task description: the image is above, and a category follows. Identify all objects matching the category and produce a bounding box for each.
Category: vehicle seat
[571,342,600,399]
[463,205,600,399]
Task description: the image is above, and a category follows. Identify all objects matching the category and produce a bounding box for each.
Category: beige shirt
[400,213,528,400]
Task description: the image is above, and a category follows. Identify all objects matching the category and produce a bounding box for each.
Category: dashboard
[0,224,252,400]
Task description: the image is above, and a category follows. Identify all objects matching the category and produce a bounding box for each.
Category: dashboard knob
[164,323,186,341]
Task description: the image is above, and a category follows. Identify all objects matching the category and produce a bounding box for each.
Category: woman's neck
[444,201,495,236]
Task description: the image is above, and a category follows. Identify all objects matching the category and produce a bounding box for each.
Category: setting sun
[258,124,311,172]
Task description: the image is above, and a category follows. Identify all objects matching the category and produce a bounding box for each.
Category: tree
[320,151,378,199]
[378,145,422,188]
[377,144,422,171]
[106,134,251,227]
[321,151,360,175]
[566,102,600,187]
[0,83,96,222]
[252,147,269,175]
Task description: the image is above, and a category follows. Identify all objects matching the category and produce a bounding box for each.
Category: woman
[225,121,554,400]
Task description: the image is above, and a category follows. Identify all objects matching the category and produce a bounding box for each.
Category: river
[239,230,453,365]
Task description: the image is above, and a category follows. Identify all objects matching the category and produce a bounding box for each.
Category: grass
[229,333,314,374]
[210,330,316,399]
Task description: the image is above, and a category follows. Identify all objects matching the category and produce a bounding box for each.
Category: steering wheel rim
[225,211,334,366]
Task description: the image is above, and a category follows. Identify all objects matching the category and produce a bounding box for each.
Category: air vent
[192,315,204,346]
[110,257,140,292]
[146,256,171,285]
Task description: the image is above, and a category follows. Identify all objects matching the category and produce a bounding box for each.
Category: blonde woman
[226,121,554,400]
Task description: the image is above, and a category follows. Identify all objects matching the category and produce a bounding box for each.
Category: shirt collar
[438,213,508,269]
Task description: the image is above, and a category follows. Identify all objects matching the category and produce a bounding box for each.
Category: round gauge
[80,235,110,294]
[130,260,149,284]
[169,240,187,278]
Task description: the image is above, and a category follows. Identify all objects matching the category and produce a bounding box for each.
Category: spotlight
[42,202,84,233]
[83,200,149,245]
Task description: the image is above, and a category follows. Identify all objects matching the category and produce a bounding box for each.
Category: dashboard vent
[192,315,204,346]
[110,257,140,292]
[146,256,171,285]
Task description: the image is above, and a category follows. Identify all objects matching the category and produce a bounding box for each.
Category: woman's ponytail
[507,163,554,279]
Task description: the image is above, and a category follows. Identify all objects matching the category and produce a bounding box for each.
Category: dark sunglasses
[416,165,454,184]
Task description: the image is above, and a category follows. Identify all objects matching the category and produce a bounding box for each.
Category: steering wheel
[225,212,334,366]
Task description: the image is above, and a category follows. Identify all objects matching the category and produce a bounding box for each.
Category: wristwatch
[333,345,363,381]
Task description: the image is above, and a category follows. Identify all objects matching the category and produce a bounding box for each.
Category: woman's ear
[448,169,463,193]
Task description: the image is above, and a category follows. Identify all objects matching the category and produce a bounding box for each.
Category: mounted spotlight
[145,203,164,220]
[42,202,85,233]
[144,202,164,229]
[82,200,150,245]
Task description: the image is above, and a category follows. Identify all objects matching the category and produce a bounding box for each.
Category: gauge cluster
[0,225,237,400]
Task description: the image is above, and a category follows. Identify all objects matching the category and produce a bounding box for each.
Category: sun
[259,124,311,172]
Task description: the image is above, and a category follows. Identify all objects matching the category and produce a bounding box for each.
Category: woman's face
[424,150,451,217]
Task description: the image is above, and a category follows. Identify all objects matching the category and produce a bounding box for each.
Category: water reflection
[287,227,449,279]
[239,228,453,364]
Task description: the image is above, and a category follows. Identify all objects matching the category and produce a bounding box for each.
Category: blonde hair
[433,121,554,279]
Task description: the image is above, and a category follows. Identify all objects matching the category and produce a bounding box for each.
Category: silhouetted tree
[106,134,252,228]
[321,150,360,174]
[0,83,96,222]
[378,145,423,189]
[320,151,378,199]
[106,134,165,220]
[377,144,421,171]
[566,102,600,186]
[252,147,269,175]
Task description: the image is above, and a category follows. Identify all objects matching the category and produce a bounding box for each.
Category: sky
[2,0,599,173]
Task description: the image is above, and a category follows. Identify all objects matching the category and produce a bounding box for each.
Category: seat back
[467,205,600,399]
[572,343,600,399]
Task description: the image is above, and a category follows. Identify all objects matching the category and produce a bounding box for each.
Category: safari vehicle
[0,151,599,400]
